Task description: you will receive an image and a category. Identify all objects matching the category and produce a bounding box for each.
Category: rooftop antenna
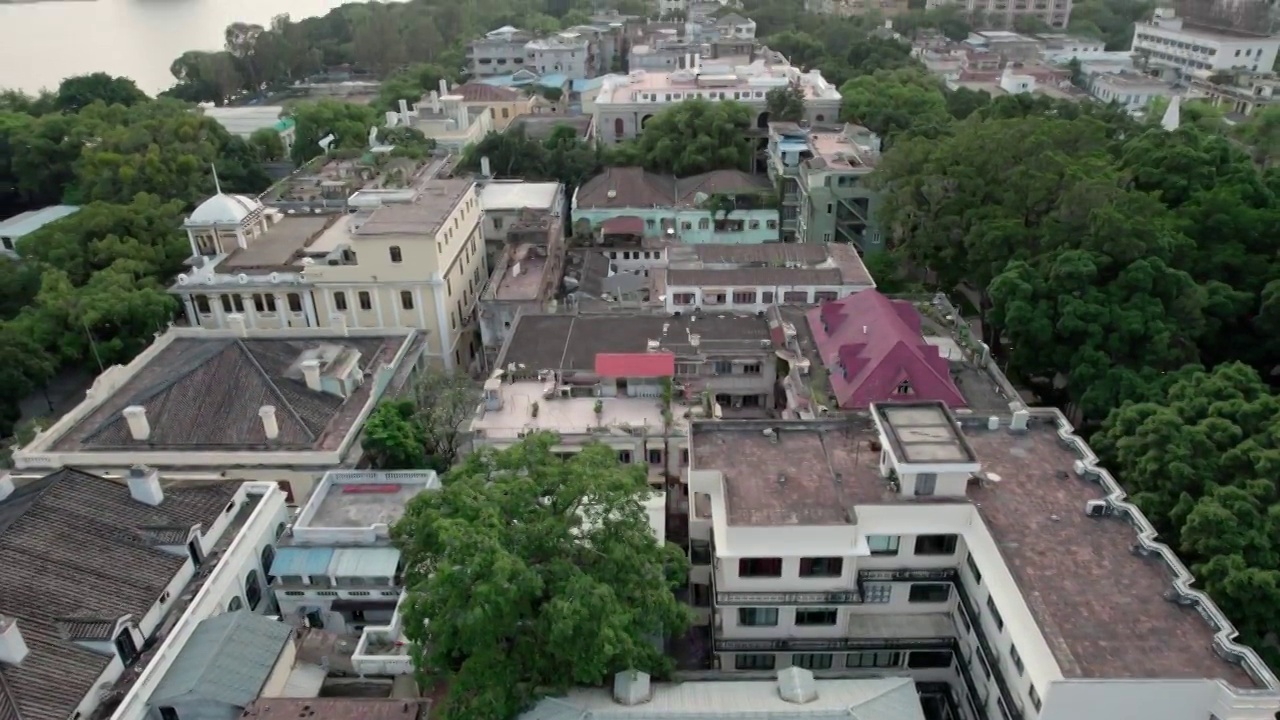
[211,163,222,195]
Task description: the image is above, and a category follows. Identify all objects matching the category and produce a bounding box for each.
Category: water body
[0,0,365,95]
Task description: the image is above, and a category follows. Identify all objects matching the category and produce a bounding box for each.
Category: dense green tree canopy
[608,98,753,176]
[393,434,691,719]
[460,125,601,189]
[839,69,950,141]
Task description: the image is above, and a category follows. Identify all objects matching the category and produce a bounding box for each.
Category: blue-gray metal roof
[329,547,401,578]
[272,546,335,576]
[0,206,80,238]
[149,611,293,708]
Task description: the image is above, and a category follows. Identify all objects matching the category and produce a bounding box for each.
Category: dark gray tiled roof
[53,336,407,452]
[0,468,239,720]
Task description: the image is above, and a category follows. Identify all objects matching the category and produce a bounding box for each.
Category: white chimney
[0,473,12,502]
[0,617,30,665]
[613,670,651,705]
[398,98,411,127]
[259,405,279,440]
[329,312,349,337]
[126,465,164,506]
[480,156,492,178]
[456,100,470,130]
[438,78,449,96]
[227,313,248,337]
[123,405,151,441]
[429,91,441,113]
[1011,408,1030,431]
[301,359,323,392]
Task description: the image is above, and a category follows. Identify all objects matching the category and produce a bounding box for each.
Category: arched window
[614,118,625,137]
[261,544,276,576]
[245,570,262,610]
[275,522,286,540]
[815,114,826,122]
[227,596,244,612]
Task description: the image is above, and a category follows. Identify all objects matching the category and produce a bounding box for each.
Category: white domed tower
[183,168,273,261]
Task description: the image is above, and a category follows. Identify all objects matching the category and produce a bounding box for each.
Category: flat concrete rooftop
[299,471,439,529]
[472,380,686,439]
[876,403,977,465]
[690,416,1260,687]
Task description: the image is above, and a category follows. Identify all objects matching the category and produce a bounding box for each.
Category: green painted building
[766,122,884,254]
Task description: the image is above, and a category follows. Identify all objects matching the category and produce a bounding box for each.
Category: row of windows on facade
[724,534,961,577]
[193,265,485,316]
[671,289,840,306]
[732,649,949,671]
[1137,34,1272,59]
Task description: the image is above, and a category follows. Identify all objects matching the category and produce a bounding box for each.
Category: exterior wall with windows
[107,483,292,720]
[573,207,781,245]
[663,281,871,314]
[1132,13,1280,73]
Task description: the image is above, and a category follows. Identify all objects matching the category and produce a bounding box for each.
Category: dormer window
[896,380,912,394]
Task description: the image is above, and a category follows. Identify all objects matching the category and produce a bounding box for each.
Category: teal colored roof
[150,611,293,708]
[273,117,296,132]
[0,205,80,239]
[272,546,334,576]
[480,72,568,90]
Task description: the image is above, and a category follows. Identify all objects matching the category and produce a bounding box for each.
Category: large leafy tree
[54,73,148,113]
[461,125,600,189]
[608,98,753,176]
[285,99,381,166]
[839,68,950,141]
[393,435,691,719]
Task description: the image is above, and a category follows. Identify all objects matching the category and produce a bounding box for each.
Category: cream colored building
[454,81,538,131]
[383,80,495,153]
[172,178,487,371]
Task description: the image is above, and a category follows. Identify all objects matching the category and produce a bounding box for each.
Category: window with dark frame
[846,651,901,668]
[908,583,951,603]
[1011,642,1024,675]
[690,539,711,565]
[389,245,402,263]
[735,654,775,670]
[359,291,372,310]
[287,293,303,312]
[737,607,779,626]
[333,292,348,311]
[987,595,1005,631]
[401,291,414,310]
[791,653,833,670]
[738,557,782,577]
[194,295,210,314]
[907,650,952,669]
[867,535,900,555]
[966,553,982,584]
[914,534,958,555]
[794,608,838,626]
[799,557,843,577]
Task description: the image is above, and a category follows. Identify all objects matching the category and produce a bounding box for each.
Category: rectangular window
[400,291,414,310]
[221,295,233,313]
[759,291,774,303]
[916,472,937,495]
[389,246,402,263]
[908,650,952,669]
[741,363,762,375]
[692,583,711,607]
[915,534,958,555]
[674,293,695,305]
[263,294,277,312]
[846,651,901,668]
[451,312,457,331]
[956,603,972,634]
[965,553,982,584]
[792,653,833,670]
[732,290,757,304]
[647,448,662,464]
[1030,684,1042,712]
[908,583,951,603]
[1011,642,1024,676]
[690,539,711,565]
[738,558,782,578]
[359,291,372,310]
[987,595,1005,631]
[863,583,892,604]
[735,654,776,670]
[194,295,210,314]
[813,291,838,302]
[333,291,348,311]
[617,450,632,464]
[976,641,991,679]
[794,608,838,626]
[799,557,842,577]
[867,534,900,555]
[713,360,733,375]
[287,293,302,312]
[737,607,779,627]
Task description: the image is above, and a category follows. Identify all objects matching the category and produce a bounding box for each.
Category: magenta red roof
[806,290,965,410]
[599,216,645,235]
[594,352,675,378]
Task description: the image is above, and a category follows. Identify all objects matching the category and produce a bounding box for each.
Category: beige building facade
[173,179,487,371]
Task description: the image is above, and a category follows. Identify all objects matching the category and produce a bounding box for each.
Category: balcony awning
[272,547,335,577]
[330,547,401,578]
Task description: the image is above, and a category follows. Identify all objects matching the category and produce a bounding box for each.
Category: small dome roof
[186,193,263,226]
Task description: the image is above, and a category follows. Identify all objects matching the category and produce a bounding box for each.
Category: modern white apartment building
[467,26,598,81]
[928,0,1071,30]
[594,59,843,143]
[1132,8,1280,73]
[684,403,1280,720]
[527,34,594,79]
[171,176,487,371]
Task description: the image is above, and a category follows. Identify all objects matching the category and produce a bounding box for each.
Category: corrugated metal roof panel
[594,352,675,378]
[272,547,334,576]
[329,547,400,578]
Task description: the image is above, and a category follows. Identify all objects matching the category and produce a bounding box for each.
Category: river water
[0,0,367,95]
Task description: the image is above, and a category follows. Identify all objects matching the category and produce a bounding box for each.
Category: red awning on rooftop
[595,352,675,378]
[599,216,645,235]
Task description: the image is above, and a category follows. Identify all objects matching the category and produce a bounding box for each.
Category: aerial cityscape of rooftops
[1,0,1279,719]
